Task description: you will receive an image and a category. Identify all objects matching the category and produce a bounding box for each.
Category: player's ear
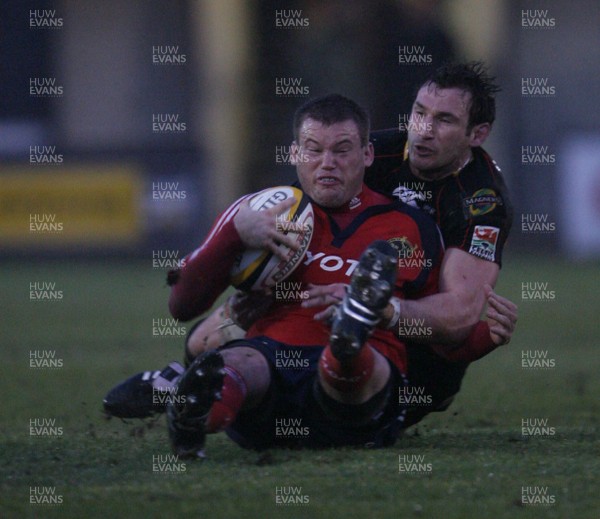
[469,123,491,147]
[363,141,375,167]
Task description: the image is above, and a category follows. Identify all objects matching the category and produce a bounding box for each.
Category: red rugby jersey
[169,185,442,373]
[246,185,442,372]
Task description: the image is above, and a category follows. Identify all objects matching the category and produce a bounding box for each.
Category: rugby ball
[231,186,314,291]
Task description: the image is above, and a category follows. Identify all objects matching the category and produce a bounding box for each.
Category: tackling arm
[384,247,499,343]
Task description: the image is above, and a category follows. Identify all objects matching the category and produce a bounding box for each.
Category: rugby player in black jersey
[361,61,515,425]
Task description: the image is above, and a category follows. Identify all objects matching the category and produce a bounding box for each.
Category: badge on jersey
[462,188,503,217]
[469,226,499,261]
[388,236,416,259]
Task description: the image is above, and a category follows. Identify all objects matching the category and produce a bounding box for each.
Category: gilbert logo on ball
[231,186,314,291]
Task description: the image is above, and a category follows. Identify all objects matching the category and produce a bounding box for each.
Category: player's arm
[168,196,298,321]
[168,196,250,321]
[388,247,499,343]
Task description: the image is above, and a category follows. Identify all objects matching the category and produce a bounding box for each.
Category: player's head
[407,62,500,179]
[292,94,374,208]
[293,93,370,146]
[423,61,500,129]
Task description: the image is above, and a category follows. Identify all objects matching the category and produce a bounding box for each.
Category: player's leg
[315,240,399,423]
[103,290,272,419]
[102,308,243,420]
[167,345,271,458]
[403,343,468,427]
[185,303,246,361]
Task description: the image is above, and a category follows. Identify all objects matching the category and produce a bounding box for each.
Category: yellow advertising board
[0,165,142,248]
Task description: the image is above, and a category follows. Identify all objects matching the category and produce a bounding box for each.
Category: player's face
[293,118,374,208]
[407,84,490,180]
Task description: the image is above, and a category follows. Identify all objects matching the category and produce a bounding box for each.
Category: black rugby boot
[103,362,184,419]
[166,350,226,459]
[329,240,398,361]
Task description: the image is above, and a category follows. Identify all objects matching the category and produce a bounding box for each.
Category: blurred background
[2,0,600,259]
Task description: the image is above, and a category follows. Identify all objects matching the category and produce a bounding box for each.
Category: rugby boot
[329,240,397,361]
[166,350,226,459]
[103,362,184,419]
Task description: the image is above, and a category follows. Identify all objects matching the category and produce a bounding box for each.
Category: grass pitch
[1,253,599,518]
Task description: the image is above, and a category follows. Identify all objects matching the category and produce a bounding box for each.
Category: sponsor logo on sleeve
[468,226,499,261]
[462,189,503,217]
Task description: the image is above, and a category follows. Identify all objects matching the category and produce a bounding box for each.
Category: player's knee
[186,309,246,361]
[313,375,392,427]
[221,346,271,407]
[184,319,207,365]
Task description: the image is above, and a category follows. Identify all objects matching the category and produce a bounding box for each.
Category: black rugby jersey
[365,128,513,266]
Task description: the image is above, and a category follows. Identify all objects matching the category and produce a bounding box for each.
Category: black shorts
[404,343,468,427]
[219,336,407,450]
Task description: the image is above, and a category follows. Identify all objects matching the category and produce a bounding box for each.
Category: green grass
[1,255,599,518]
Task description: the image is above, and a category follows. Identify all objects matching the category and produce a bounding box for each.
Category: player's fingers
[268,197,297,217]
[489,324,510,345]
[313,305,337,323]
[279,230,302,252]
[488,291,519,313]
[266,238,292,260]
[487,309,514,347]
[308,283,346,298]
[487,307,514,331]
[265,230,301,257]
[301,283,346,308]
[487,296,518,326]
